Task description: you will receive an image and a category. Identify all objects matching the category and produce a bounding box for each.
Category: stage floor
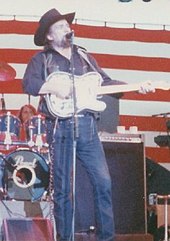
[0,201,154,241]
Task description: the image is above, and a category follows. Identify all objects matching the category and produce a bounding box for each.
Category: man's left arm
[87,54,155,94]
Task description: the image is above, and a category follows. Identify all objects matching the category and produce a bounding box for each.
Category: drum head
[4,149,49,201]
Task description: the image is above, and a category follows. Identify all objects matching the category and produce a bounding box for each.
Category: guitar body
[44,71,106,118]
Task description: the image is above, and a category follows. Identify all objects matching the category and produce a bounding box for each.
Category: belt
[46,112,95,122]
[74,111,94,117]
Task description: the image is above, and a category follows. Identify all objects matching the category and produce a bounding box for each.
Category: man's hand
[138,81,155,94]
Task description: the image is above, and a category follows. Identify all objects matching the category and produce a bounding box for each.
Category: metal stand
[69,31,78,241]
[157,194,170,241]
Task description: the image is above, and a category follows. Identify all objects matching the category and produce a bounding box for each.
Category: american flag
[0,18,169,168]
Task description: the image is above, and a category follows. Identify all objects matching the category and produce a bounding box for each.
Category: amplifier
[98,131,144,143]
[75,138,147,234]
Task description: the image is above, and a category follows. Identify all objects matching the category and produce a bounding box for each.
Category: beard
[48,35,71,50]
[61,36,71,48]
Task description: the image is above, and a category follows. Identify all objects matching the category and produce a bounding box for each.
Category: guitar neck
[98,83,141,95]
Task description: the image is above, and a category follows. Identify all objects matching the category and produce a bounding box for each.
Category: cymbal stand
[4,111,12,150]
[35,115,43,152]
[27,124,35,148]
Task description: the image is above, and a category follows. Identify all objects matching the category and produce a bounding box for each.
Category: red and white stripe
[0,19,169,168]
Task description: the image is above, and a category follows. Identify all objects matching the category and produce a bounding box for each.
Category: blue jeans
[46,114,115,241]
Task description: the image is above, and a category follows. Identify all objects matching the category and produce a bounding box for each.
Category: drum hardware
[0,139,49,149]
[4,112,12,149]
[34,134,49,152]
[35,116,44,149]
[27,124,35,148]
[35,134,45,152]
[25,114,49,151]
[4,132,12,149]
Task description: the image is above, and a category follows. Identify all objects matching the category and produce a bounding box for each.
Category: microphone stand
[69,31,78,241]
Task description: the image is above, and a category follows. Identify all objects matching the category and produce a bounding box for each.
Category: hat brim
[34,12,75,46]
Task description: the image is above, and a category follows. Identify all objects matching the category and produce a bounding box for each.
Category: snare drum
[4,149,49,201]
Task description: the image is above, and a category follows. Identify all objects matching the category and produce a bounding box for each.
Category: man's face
[47,19,71,47]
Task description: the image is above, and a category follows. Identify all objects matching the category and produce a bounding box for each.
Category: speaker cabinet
[75,139,147,234]
[2,218,54,241]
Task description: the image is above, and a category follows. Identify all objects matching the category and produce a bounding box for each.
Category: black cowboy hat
[34,8,75,46]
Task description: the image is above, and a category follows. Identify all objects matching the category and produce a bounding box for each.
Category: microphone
[65,30,74,39]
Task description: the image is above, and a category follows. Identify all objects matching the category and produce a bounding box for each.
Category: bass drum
[4,149,49,201]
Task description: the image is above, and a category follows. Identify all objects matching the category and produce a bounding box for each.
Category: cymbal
[0,62,16,81]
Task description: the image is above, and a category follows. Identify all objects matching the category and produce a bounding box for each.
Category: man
[23,8,154,241]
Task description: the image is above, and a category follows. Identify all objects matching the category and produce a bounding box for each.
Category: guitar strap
[43,47,98,76]
[77,47,102,120]
[77,47,98,73]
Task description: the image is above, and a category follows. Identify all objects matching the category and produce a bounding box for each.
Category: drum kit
[0,111,50,201]
[0,63,50,202]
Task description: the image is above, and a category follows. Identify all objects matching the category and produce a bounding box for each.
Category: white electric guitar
[44,71,170,118]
